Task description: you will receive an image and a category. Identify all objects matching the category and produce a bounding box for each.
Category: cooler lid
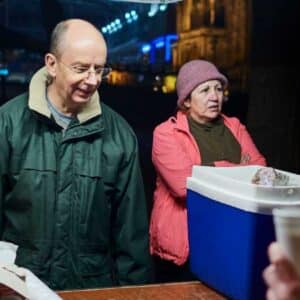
[187,165,300,214]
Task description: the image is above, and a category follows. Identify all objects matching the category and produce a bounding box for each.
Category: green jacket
[0,68,153,290]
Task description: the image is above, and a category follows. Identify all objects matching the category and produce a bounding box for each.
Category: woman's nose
[208,89,219,99]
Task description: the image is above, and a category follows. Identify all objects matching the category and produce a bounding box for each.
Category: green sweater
[188,116,241,166]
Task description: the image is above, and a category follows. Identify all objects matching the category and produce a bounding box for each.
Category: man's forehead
[59,36,107,60]
[66,21,104,41]
[60,51,107,64]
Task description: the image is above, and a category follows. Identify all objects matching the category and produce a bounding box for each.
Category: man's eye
[73,67,88,73]
[94,68,103,74]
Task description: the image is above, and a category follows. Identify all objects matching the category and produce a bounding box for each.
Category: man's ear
[45,53,57,78]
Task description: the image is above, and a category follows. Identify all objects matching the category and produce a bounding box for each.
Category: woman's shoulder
[154,111,187,133]
[154,116,176,133]
[222,114,243,127]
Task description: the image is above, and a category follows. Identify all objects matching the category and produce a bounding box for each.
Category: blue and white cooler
[186,165,300,300]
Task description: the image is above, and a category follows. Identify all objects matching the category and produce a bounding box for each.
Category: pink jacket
[149,111,266,265]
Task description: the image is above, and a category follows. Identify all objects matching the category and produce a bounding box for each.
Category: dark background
[1,0,300,206]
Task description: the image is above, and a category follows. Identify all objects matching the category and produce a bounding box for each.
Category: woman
[150,60,266,282]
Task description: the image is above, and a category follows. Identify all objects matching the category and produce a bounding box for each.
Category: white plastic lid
[187,166,300,214]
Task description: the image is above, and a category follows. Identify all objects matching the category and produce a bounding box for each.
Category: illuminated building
[172,0,249,90]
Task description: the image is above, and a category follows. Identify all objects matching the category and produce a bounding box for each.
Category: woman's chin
[208,111,221,119]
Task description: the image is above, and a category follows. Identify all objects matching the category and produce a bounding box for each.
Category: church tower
[172,0,249,91]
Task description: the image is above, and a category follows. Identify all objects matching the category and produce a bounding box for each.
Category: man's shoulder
[0,93,29,115]
[101,102,134,132]
[100,103,138,148]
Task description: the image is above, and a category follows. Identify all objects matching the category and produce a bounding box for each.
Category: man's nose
[85,71,98,85]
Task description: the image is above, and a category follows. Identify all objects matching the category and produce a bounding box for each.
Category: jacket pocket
[14,243,50,279]
[10,153,56,174]
[77,251,113,288]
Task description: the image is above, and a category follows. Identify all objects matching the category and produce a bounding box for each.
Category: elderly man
[0,19,152,290]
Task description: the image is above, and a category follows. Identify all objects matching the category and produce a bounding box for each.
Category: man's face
[53,35,107,106]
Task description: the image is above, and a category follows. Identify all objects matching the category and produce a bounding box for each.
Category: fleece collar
[28,67,102,123]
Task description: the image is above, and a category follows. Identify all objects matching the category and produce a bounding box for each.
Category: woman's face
[184,79,224,124]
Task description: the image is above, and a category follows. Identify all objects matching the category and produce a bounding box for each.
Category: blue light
[165,34,178,61]
[155,40,165,49]
[130,10,137,16]
[125,12,130,19]
[115,19,121,24]
[141,44,151,54]
[132,14,138,21]
[150,34,179,63]
[101,27,107,34]
[127,18,133,23]
[159,4,167,11]
[148,4,158,17]
[106,24,113,34]
[0,68,8,76]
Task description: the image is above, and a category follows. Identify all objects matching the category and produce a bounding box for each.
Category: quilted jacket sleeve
[152,123,199,200]
[0,110,10,236]
[214,117,266,167]
[112,130,154,286]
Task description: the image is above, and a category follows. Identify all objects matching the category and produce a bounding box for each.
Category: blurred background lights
[148,4,158,17]
[101,5,167,35]
[155,40,164,49]
[141,44,151,53]
[159,4,167,11]
[0,68,9,76]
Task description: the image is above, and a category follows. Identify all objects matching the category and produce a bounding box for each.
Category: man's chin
[72,95,92,104]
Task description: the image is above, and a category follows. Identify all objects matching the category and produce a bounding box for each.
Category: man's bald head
[50,19,106,59]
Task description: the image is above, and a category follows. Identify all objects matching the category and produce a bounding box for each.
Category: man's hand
[263,242,300,300]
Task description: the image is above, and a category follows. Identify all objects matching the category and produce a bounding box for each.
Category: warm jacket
[0,67,153,290]
[149,111,266,265]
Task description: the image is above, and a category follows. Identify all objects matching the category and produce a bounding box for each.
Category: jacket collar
[28,67,102,123]
[174,110,227,131]
[173,111,190,132]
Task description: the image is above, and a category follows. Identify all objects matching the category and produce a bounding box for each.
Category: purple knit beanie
[176,60,228,106]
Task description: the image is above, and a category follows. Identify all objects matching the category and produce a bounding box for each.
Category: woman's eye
[200,87,209,93]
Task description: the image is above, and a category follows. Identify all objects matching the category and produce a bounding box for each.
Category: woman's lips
[208,105,219,110]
